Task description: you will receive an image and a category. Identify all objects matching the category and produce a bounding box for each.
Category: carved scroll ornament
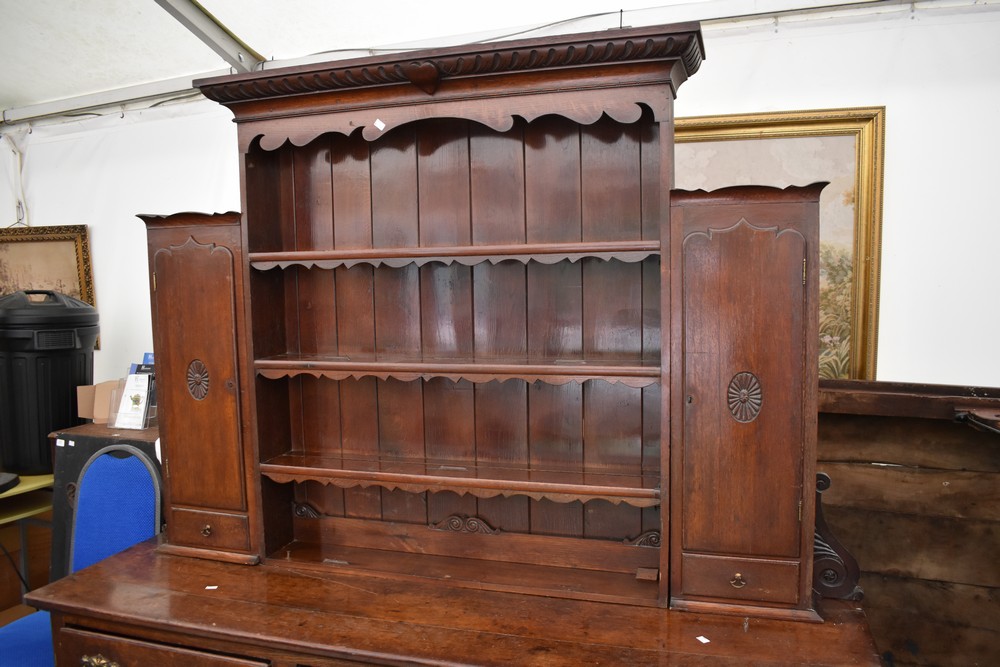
[430,515,500,535]
[813,472,863,600]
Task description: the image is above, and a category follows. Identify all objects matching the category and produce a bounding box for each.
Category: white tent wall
[0,136,23,226]
[5,102,239,381]
[1,2,998,386]
[676,4,1000,387]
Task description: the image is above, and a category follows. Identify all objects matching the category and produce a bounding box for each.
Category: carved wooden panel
[147,217,246,514]
[681,217,806,557]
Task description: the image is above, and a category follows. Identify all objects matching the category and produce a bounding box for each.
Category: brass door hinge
[802,258,807,285]
[798,500,803,522]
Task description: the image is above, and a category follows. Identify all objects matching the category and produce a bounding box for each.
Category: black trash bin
[0,290,99,474]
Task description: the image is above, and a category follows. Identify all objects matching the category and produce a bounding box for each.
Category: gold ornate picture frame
[676,107,885,380]
[0,224,96,308]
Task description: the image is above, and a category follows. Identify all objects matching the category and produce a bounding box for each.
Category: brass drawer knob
[730,572,747,589]
[201,524,213,537]
[81,654,120,667]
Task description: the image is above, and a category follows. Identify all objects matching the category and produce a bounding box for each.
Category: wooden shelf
[249,240,659,269]
[260,452,661,507]
[266,542,661,606]
[0,489,53,526]
[255,353,660,387]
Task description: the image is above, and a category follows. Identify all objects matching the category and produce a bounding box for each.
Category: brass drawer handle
[730,572,747,589]
[81,654,120,667]
[201,524,213,537]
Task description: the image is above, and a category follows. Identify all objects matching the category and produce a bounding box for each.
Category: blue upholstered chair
[0,445,161,666]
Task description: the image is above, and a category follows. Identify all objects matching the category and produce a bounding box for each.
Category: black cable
[0,541,30,592]
[301,9,620,60]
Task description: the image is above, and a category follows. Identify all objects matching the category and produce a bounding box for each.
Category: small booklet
[114,373,152,429]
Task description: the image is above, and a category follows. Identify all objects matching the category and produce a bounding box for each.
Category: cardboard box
[77,381,118,424]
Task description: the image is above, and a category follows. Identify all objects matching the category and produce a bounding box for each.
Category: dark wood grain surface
[69,23,888,667]
[27,540,880,666]
[817,391,1000,666]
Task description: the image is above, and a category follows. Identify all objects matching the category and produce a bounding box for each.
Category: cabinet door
[682,219,806,558]
[670,185,822,620]
[144,213,254,559]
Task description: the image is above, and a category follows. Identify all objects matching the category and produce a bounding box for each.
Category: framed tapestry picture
[0,224,96,307]
[675,107,885,380]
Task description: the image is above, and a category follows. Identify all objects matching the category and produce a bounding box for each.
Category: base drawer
[169,507,251,552]
[680,552,800,604]
[57,627,266,666]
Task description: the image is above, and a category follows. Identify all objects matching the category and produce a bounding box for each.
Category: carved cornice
[196,23,703,105]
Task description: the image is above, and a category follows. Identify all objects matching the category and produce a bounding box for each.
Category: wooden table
[0,473,54,593]
[27,539,880,666]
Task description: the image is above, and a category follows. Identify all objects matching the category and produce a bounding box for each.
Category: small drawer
[169,507,251,552]
[681,552,800,604]
[57,627,267,666]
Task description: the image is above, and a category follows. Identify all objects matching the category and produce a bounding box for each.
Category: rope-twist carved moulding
[187,359,210,400]
[727,371,762,422]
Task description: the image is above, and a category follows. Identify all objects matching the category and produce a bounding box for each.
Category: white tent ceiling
[1,0,893,125]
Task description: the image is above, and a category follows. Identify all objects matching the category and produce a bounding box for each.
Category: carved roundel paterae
[727,371,762,423]
[186,359,209,400]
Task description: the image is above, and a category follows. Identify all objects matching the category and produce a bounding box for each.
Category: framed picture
[675,107,885,380]
[0,224,96,307]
